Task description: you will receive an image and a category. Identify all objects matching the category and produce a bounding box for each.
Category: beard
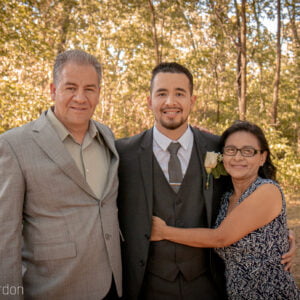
[157,115,188,130]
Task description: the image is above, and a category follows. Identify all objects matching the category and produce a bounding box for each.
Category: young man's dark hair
[150,62,194,95]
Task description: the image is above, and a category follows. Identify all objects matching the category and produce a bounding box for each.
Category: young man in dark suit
[117,63,225,300]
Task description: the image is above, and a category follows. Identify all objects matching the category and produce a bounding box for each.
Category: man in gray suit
[0,50,121,299]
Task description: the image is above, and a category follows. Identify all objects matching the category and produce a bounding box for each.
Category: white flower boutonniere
[204,152,227,189]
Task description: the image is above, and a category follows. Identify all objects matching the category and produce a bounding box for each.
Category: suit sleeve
[0,137,24,294]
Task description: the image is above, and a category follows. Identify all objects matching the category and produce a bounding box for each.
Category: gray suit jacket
[0,111,122,299]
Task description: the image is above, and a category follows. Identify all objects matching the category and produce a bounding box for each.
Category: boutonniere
[204,152,227,189]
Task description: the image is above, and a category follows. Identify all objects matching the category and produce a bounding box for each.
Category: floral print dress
[214,177,300,299]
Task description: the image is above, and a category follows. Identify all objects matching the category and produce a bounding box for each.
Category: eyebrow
[64,82,77,86]
[155,87,187,93]
[225,145,257,148]
[85,84,98,88]
[64,82,98,88]
[175,88,186,93]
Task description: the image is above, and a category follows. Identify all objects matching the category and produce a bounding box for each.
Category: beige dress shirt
[47,107,109,199]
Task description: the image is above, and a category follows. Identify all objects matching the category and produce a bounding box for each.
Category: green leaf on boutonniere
[204,152,228,189]
[211,161,228,179]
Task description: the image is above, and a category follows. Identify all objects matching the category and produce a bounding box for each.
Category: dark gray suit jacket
[116,127,227,299]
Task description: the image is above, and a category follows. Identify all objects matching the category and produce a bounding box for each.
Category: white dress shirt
[153,126,194,181]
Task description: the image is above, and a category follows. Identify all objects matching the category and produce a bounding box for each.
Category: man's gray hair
[53,49,102,85]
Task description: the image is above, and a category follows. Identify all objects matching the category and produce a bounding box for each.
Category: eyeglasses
[223,146,263,157]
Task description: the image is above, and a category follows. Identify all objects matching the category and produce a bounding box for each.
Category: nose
[233,150,244,159]
[165,94,176,105]
[73,89,87,103]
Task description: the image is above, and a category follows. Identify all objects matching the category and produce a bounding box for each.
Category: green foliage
[211,160,228,179]
[264,126,300,193]
[0,0,299,189]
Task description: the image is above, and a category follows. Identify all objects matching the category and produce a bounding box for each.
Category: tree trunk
[252,0,265,113]
[57,0,75,54]
[239,0,247,120]
[234,0,242,120]
[271,0,282,125]
[287,0,300,152]
[148,0,161,65]
[214,65,220,123]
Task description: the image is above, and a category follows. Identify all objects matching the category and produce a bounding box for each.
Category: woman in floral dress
[151,121,299,299]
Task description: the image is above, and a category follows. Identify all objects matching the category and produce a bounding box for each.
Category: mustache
[160,107,182,112]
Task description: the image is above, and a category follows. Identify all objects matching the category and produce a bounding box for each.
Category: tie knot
[167,142,181,155]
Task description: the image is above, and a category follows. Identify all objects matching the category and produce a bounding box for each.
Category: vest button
[139,260,145,267]
[105,233,111,240]
[176,198,182,205]
[175,220,184,227]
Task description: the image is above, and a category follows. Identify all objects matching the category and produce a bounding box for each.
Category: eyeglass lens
[223,146,258,157]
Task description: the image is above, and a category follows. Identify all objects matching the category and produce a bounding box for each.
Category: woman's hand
[150,216,167,241]
[281,229,296,271]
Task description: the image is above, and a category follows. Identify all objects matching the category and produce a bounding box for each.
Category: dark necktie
[167,142,183,192]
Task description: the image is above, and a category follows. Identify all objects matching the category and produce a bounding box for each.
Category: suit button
[139,260,145,267]
[144,234,150,240]
[176,198,182,205]
[175,220,184,227]
[105,233,111,240]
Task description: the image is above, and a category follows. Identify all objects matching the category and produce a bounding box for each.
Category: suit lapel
[31,113,97,199]
[94,122,119,201]
[192,127,213,227]
[138,127,214,226]
[139,129,154,221]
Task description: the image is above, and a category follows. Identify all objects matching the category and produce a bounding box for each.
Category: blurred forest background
[0,0,299,286]
[0,0,299,190]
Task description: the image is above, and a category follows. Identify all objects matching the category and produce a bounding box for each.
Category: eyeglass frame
[222,146,264,157]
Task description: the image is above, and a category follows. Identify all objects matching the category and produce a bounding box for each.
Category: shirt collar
[46,107,100,143]
[90,120,104,145]
[46,107,69,141]
[153,125,193,151]
[88,120,99,139]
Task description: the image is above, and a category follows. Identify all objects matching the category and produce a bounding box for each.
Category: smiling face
[50,62,100,134]
[223,131,267,182]
[148,72,196,139]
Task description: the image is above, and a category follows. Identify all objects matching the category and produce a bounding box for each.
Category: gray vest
[147,144,209,281]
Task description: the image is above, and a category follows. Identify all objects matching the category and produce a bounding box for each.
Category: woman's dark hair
[220,121,277,180]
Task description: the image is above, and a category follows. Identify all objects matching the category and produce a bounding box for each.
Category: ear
[147,95,153,110]
[50,83,56,101]
[190,95,197,107]
[96,86,101,103]
[260,151,268,166]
